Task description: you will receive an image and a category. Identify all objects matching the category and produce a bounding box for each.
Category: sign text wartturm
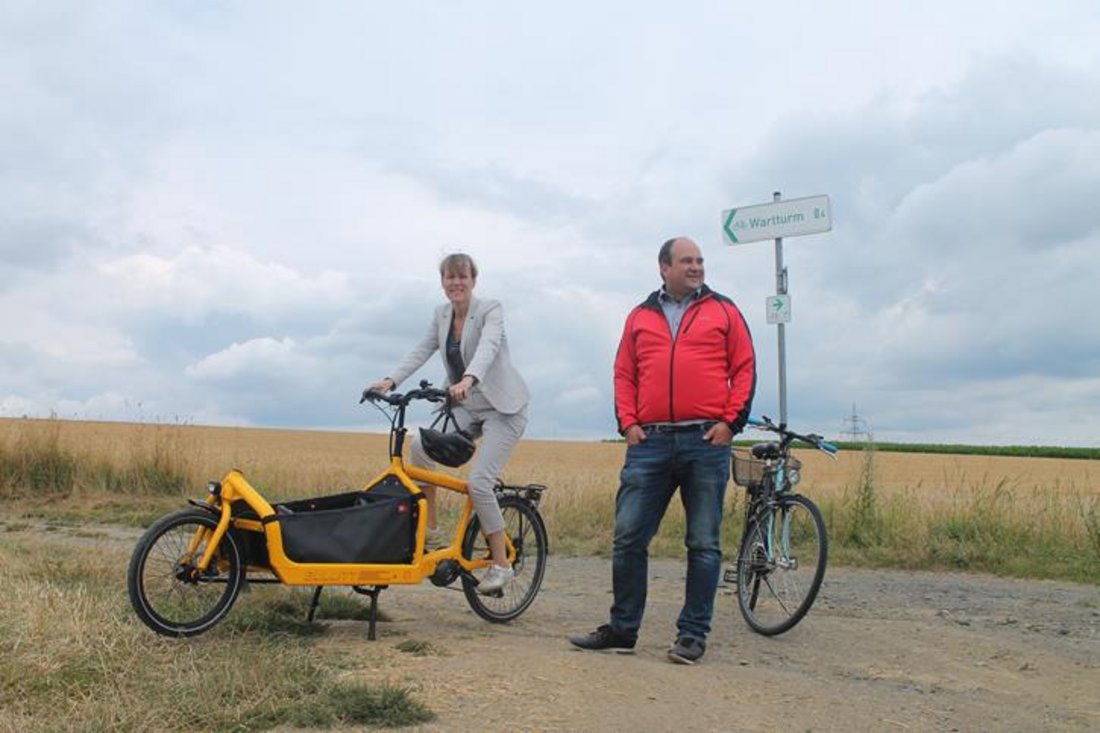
[722,194,832,245]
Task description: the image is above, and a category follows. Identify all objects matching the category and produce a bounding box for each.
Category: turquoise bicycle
[727,416,838,635]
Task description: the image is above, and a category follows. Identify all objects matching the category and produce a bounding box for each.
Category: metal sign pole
[773,190,788,427]
[721,189,831,430]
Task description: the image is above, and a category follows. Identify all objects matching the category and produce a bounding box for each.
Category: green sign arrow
[722,208,740,243]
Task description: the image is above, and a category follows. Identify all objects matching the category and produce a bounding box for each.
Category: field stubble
[2,417,1098,580]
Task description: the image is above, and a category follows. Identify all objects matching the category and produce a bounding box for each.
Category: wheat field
[2,416,1098,580]
[3,415,1097,496]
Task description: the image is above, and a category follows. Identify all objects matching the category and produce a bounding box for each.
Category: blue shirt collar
[658,285,703,305]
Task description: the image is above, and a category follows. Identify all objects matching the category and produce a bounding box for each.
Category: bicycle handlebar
[748,415,839,456]
[360,380,450,407]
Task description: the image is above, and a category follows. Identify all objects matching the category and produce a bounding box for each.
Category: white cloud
[3,2,1100,445]
[0,395,37,417]
[99,245,354,323]
[188,337,312,381]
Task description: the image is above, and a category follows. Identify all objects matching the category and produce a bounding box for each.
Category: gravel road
[357,555,1100,731]
[16,518,1099,731]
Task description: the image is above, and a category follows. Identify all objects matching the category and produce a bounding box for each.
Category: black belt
[643,421,717,434]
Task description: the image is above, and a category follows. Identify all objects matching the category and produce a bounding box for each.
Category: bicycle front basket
[731,447,765,490]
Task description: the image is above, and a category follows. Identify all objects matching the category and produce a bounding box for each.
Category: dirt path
[19,519,1100,731]
[341,556,1100,732]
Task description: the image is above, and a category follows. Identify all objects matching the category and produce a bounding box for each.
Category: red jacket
[614,286,756,434]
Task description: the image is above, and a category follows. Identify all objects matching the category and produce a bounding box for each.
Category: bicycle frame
[189,407,512,588]
[756,501,801,572]
[730,415,837,635]
[129,380,549,639]
[745,454,795,564]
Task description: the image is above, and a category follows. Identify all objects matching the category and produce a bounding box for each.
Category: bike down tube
[762,508,776,560]
[398,461,459,562]
[774,501,792,563]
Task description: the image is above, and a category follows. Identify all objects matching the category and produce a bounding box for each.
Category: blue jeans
[610,430,730,642]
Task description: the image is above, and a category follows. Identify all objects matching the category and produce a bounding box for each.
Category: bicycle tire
[127,508,244,637]
[736,494,827,636]
[461,495,548,622]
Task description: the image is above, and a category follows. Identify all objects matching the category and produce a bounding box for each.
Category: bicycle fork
[772,505,799,570]
[753,506,803,571]
[183,498,233,577]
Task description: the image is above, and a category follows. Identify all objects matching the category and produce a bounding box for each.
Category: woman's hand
[370,378,395,394]
[449,374,477,402]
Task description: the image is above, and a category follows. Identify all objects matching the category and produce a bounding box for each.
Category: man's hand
[704,422,733,445]
[624,424,647,446]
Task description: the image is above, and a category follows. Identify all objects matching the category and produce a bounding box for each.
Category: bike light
[787,458,802,486]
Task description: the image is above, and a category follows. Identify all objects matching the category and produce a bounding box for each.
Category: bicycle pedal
[722,568,737,584]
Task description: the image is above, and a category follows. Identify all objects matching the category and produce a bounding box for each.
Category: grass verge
[0,530,433,731]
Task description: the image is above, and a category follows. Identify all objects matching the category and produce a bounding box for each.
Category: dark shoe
[569,624,636,654]
[667,636,706,665]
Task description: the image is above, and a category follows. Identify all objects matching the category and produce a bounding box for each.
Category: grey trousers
[408,391,528,535]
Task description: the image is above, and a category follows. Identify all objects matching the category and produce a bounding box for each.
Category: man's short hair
[658,238,681,266]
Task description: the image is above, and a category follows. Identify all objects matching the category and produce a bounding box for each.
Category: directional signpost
[722,192,832,426]
[722,194,831,245]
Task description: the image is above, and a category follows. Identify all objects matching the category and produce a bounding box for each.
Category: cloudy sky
[2,1,1099,445]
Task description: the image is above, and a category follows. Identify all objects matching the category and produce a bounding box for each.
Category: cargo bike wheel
[127,508,244,637]
[461,495,548,622]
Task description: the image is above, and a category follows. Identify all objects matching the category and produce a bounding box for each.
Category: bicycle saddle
[751,443,781,460]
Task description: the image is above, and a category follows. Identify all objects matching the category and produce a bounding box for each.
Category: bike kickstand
[352,585,388,640]
[307,586,323,623]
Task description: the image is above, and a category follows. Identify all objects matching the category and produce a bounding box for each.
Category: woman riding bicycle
[368,253,530,595]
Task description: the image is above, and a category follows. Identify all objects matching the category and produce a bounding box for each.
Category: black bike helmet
[419,426,476,467]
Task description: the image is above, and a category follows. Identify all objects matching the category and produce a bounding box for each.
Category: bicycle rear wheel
[736,494,827,636]
[127,508,243,636]
[461,495,548,622]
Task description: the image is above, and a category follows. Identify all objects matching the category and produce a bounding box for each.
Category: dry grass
[0,417,392,495]
[0,525,434,731]
[6,416,1095,497]
[2,417,1098,581]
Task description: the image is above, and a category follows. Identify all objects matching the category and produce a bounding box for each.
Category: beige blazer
[388,296,530,415]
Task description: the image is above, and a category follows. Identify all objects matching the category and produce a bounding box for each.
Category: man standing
[570,236,756,664]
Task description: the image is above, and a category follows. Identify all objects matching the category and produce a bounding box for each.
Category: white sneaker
[477,564,515,595]
[425,526,446,550]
